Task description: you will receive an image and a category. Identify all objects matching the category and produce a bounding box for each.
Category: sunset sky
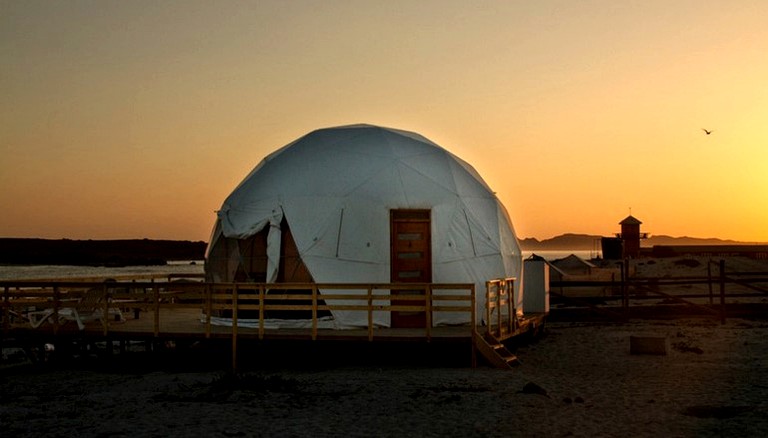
[2,1,767,243]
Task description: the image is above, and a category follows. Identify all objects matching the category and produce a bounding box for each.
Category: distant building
[546,253,623,296]
[651,245,768,259]
[601,215,648,259]
[618,215,647,258]
[550,254,597,276]
[601,236,623,260]
[600,214,767,260]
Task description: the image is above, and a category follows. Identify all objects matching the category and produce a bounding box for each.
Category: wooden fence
[1,281,476,337]
[549,259,768,323]
[484,277,518,339]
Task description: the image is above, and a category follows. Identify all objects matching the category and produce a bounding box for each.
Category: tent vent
[463,210,477,256]
[335,208,345,258]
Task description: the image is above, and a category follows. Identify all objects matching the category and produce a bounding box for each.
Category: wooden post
[311,284,318,341]
[425,284,432,341]
[131,279,140,320]
[498,281,504,336]
[470,284,476,332]
[153,281,160,337]
[204,284,212,339]
[622,259,629,311]
[506,279,514,334]
[470,284,477,368]
[2,286,9,336]
[485,281,491,337]
[141,283,148,319]
[102,283,109,336]
[258,285,265,340]
[52,285,61,335]
[232,284,238,373]
[719,259,726,325]
[513,279,518,332]
[367,286,373,342]
[707,261,714,305]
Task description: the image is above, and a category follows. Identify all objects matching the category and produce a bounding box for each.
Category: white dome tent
[205,124,523,328]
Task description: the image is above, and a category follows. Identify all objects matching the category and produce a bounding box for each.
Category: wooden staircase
[473,330,520,369]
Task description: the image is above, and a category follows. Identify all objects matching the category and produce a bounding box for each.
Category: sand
[2,317,768,437]
[630,255,768,279]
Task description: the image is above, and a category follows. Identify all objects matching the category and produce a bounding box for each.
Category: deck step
[502,354,520,365]
[473,331,520,369]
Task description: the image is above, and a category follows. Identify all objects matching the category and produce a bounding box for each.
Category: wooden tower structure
[618,215,646,258]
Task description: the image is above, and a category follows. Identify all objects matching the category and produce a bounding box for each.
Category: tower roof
[620,215,642,225]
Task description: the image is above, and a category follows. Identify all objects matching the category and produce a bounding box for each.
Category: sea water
[523,250,600,261]
[0,261,205,281]
[0,250,595,281]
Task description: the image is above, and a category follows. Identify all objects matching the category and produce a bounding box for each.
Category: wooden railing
[549,259,768,323]
[1,281,476,341]
[484,277,517,340]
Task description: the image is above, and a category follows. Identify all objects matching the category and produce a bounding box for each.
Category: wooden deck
[1,279,546,369]
[5,307,545,341]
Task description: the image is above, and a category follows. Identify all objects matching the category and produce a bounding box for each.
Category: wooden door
[390,210,432,328]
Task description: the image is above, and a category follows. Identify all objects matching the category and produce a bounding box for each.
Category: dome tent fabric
[205,124,523,328]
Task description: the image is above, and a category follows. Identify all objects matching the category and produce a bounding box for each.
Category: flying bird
[701,128,713,135]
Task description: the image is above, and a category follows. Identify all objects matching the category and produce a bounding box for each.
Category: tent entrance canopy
[206,217,333,321]
[205,124,524,328]
[207,216,312,284]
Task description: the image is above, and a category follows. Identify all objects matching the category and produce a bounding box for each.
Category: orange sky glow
[2,1,767,243]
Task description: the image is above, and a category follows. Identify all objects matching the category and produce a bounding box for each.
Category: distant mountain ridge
[519,233,765,251]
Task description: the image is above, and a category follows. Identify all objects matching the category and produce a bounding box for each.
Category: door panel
[390,210,431,328]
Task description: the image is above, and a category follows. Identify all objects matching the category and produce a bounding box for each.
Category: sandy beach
[2,317,767,437]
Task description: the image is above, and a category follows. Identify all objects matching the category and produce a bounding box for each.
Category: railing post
[470,284,477,368]
[506,279,513,334]
[52,285,61,335]
[311,284,318,341]
[707,261,714,305]
[485,281,491,337]
[130,279,140,320]
[622,259,629,311]
[470,284,476,331]
[496,282,502,337]
[232,284,239,373]
[367,286,373,341]
[425,284,432,341]
[509,279,516,333]
[719,259,726,324]
[2,286,9,336]
[102,282,110,336]
[258,285,265,340]
[204,283,212,339]
[152,280,160,337]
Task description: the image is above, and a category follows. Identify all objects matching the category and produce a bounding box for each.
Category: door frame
[390,209,432,328]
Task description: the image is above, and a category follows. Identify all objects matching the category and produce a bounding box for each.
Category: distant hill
[3,235,763,266]
[519,233,764,251]
[643,235,755,246]
[0,238,207,266]
[519,234,601,251]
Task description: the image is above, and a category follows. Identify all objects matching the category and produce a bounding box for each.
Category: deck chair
[28,287,125,330]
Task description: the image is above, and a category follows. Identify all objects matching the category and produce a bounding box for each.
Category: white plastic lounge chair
[28,287,125,330]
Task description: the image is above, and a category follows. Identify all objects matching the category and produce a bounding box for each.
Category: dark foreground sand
[2,318,768,437]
